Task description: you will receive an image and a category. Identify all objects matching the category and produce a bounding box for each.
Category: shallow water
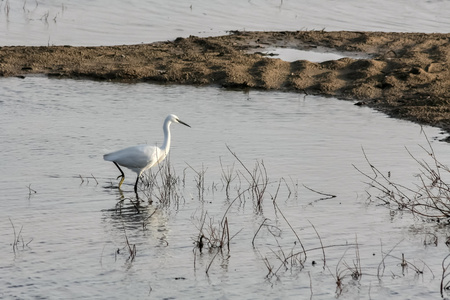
[2,1,450,299]
[1,0,450,46]
[1,76,450,299]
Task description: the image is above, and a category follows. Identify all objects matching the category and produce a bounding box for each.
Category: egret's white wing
[104,144,159,173]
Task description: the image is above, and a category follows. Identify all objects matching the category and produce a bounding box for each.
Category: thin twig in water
[377,239,404,280]
[9,218,18,253]
[273,201,307,261]
[27,184,37,197]
[303,184,336,201]
[252,218,269,248]
[220,156,236,199]
[308,220,326,269]
[91,173,99,185]
[186,162,207,202]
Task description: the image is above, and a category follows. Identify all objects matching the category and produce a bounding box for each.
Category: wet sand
[1,30,449,136]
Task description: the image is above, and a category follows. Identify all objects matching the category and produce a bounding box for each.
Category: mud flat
[1,30,449,135]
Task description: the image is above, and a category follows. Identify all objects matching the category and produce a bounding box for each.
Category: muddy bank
[1,30,449,135]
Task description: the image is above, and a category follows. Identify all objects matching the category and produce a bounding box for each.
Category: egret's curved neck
[161,119,171,152]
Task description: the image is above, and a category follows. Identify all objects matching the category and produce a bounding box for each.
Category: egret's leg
[113,162,125,189]
[134,175,140,194]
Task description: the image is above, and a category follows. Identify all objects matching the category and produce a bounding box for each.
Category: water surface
[1,76,449,299]
[1,0,450,46]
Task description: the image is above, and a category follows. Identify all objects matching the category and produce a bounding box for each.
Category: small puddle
[252,47,371,62]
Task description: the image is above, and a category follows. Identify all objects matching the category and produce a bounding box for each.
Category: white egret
[104,114,191,194]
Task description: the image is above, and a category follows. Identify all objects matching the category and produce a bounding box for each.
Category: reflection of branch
[303,184,336,201]
[441,254,450,298]
[122,220,136,263]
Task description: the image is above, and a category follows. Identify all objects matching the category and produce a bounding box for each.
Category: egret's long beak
[178,119,191,128]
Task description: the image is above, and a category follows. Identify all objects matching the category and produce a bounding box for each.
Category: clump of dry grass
[220,157,236,200]
[355,133,450,222]
[9,218,32,254]
[186,163,207,202]
[226,145,270,214]
[332,236,362,296]
[140,158,184,207]
[192,209,238,274]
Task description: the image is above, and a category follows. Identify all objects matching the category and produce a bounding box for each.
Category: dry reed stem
[272,200,307,261]
[220,157,237,199]
[9,218,31,254]
[303,184,336,202]
[9,217,19,254]
[186,162,207,202]
[252,218,269,248]
[308,220,326,269]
